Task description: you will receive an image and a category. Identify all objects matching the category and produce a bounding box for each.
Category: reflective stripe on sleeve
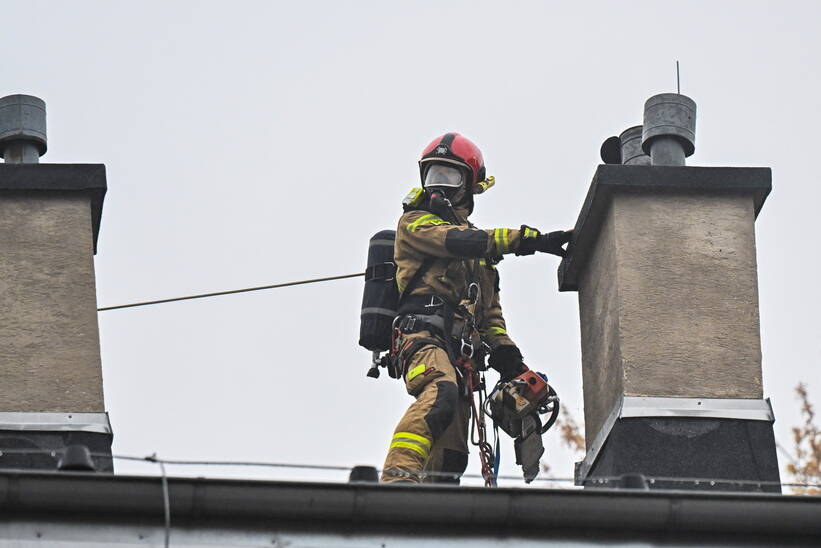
[487,326,507,337]
[493,228,511,254]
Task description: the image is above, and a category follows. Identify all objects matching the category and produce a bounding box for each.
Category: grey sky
[2,0,819,484]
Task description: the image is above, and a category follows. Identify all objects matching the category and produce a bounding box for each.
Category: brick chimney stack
[561,93,779,491]
[0,94,110,471]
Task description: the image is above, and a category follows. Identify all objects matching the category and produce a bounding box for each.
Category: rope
[97,272,364,311]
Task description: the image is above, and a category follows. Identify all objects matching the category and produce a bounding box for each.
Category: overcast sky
[2,0,820,485]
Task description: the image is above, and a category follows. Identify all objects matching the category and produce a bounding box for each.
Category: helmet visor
[424,164,464,188]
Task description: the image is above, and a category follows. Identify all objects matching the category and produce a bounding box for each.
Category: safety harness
[393,250,499,486]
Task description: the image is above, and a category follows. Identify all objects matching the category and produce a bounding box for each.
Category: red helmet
[419,132,486,185]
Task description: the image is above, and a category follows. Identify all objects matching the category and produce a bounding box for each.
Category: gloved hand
[516,225,573,257]
[488,345,528,382]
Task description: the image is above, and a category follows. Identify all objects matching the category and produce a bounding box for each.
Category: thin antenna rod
[676,60,681,94]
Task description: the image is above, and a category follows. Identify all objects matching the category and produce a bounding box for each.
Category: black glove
[515,225,572,257]
[488,345,527,382]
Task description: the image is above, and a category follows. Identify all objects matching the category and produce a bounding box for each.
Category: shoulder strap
[397,257,435,310]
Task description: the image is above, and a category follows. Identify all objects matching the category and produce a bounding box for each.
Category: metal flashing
[575,397,775,484]
[621,396,774,421]
[576,398,624,484]
[0,412,111,434]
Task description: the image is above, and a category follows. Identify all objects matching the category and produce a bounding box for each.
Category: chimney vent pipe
[0,94,47,164]
[619,126,651,165]
[599,126,652,166]
[641,93,696,166]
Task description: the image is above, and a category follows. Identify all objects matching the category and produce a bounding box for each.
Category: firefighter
[382,132,571,483]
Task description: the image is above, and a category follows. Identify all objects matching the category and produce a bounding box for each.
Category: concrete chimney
[559,94,779,492]
[0,95,110,471]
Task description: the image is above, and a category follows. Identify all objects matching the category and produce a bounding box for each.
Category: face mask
[426,165,469,205]
[424,164,464,188]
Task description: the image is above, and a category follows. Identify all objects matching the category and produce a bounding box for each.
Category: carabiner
[467,282,480,306]
[461,338,474,359]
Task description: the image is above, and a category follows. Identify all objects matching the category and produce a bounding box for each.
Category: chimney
[0,95,110,471]
[560,93,779,492]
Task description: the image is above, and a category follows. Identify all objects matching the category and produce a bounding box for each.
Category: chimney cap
[641,93,696,157]
[0,94,47,159]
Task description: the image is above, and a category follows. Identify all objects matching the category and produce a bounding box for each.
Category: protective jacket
[395,208,525,351]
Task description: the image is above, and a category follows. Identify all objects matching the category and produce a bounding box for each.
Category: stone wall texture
[578,204,624,446]
[578,190,763,443]
[0,193,104,412]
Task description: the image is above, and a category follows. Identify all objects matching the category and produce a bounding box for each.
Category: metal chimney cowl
[598,126,651,166]
[642,93,696,166]
[0,94,111,472]
[0,94,47,163]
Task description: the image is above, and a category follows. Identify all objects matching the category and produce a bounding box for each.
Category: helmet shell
[419,132,486,185]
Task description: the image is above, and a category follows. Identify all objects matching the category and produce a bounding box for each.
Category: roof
[1,470,819,547]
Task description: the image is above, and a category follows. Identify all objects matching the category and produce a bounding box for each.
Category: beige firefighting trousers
[381,331,470,483]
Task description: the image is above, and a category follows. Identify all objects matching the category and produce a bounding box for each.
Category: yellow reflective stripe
[393,431,432,448]
[408,214,436,232]
[494,228,510,253]
[488,326,507,337]
[390,441,429,458]
[524,227,538,239]
[406,364,427,382]
[407,214,449,233]
[479,258,486,266]
[494,228,503,251]
[390,431,432,458]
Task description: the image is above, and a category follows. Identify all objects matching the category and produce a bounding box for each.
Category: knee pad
[424,381,458,439]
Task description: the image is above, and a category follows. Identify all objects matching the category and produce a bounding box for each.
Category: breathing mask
[424,164,469,210]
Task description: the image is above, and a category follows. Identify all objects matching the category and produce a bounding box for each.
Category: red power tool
[488,368,559,483]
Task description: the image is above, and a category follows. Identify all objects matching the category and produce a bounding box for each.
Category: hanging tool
[487,369,559,483]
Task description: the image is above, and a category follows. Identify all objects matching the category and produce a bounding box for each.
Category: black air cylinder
[359,230,398,352]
